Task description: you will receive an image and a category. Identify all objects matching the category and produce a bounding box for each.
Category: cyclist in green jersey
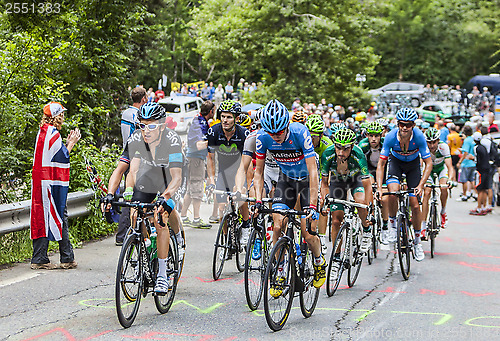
[358,121,390,244]
[421,127,454,236]
[305,114,333,254]
[320,129,373,274]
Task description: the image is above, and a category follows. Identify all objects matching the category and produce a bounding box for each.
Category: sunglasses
[398,121,414,128]
[334,143,352,151]
[268,129,286,137]
[138,122,161,130]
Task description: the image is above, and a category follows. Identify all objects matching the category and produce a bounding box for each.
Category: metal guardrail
[0,190,95,235]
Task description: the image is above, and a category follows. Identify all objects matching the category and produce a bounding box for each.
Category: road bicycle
[261,207,320,331]
[323,196,368,297]
[212,190,252,280]
[367,183,383,265]
[425,179,448,258]
[382,190,416,280]
[244,198,273,311]
[107,198,181,328]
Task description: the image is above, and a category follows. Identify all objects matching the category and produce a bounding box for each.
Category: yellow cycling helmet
[236,113,252,128]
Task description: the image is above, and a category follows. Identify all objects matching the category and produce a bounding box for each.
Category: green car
[416,101,456,123]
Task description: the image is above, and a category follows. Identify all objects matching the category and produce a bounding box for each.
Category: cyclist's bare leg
[239,202,249,221]
[154,211,171,259]
[409,196,422,235]
[272,213,285,246]
[331,210,344,251]
[353,191,368,228]
[301,217,321,257]
[387,182,400,217]
[421,186,432,225]
[439,177,448,209]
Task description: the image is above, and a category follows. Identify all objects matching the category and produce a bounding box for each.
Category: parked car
[368,82,425,107]
[416,101,470,125]
[157,96,203,133]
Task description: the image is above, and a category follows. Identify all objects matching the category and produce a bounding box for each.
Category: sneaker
[154,275,170,295]
[380,229,390,245]
[421,228,428,241]
[115,240,123,246]
[414,243,424,262]
[270,276,285,298]
[240,226,251,246]
[219,248,232,261]
[387,227,397,243]
[209,216,220,224]
[313,257,327,288]
[319,235,327,255]
[58,261,78,269]
[191,218,212,229]
[251,238,262,260]
[471,195,478,202]
[360,231,372,254]
[456,194,468,202]
[330,256,341,281]
[181,216,192,226]
[441,213,447,229]
[30,263,57,270]
[484,207,493,214]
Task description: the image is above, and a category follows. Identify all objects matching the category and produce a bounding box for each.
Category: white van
[157,96,203,133]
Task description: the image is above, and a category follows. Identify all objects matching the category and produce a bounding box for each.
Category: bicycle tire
[116,235,143,328]
[244,228,266,311]
[263,237,295,331]
[372,204,382,259]
[212,215,230,280]
[397,214,411,280]
[235,222,247,273]
[347,218,363,287]
[327,223,347,297]
[299,244,320,318]
[154,234,179,314]
[429,204,437,258]
[178,227,186,279]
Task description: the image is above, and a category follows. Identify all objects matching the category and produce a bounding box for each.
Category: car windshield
[159,103,181,113]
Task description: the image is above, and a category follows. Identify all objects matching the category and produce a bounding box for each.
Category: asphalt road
[1,189,500,341]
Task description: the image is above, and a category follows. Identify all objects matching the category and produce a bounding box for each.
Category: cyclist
[376,108,433,262]
[291,110,307,124]
[305,114,333,254]
[207,100,251,250]
[236,113,252,129]
[358,121,390,244]
[421,127,454,236]
[104,102,184,294]
[320,128,373,278]
[253,99,325,293]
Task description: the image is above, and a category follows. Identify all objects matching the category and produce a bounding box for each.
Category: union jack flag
[30,124,70,241]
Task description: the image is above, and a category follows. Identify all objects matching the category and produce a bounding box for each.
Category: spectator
[170,87,179,97]
[249,82,257,93]
[437,120,449,143]
[214,84,224,108]
[180,100,215,228]
[208,81,215,100]
[181,83,189,95]
[116,86,147,245]
[447,123,462,182]
[200,83,210,100]
[486,112,499,133]
[470,132,491,215]
[30,102,80,270]
[146,87,155,103]
[154,88,165,102]
[225,81,234,100]
[457,125,476,201]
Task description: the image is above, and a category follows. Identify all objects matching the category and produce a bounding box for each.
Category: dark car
[466,75,500,95]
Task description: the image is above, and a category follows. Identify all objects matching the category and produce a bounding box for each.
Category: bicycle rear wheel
[347,219,363,287]
[154,234,179,314]
[429,204,439,259]
[327,223,347,297]
[236,223,247,273]
[397,214,411,280]
[116,235,143,328]
[299,245,320,318]
[212,215,230,280]
[244,228,266,311]
[263,237,295,331]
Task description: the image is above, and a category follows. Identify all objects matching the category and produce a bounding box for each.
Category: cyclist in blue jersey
[376,108,432,262]
[253,100,325,291]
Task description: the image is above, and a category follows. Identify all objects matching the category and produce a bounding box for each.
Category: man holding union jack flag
[30,102,80,270]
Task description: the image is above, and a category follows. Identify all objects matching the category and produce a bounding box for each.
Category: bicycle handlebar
[322,195,369,211]
[213,189,250,201]
[424,183,449,188]
[256,207,317,236]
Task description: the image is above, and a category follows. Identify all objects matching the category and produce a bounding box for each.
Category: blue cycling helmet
[395,107,418,122]
[330,122,345,135]
[260,99,290,133]
[138,102,166,121]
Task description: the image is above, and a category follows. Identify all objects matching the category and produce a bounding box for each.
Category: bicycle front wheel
[116,235,143,328]
[397,214,411,280]
[212,215,230,280]
[154,234,179,314]
[244,228,266,311]
[299,245,320,318]
[263,237,295,331]
[327,223,348,297]
[347,220,363,287]
[235,223,247,273]
[429,204,439,259]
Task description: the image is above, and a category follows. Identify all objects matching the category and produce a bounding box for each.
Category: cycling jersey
[320,144,370,182]
[121,128,183,194]
[314,135,334,170]
[358,137,385,171]
[256,122,316,181]
[380,128,431,162]
[207,123,249,172]
[429,141,451,174]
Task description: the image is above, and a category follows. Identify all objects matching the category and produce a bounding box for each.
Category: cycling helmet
[260,99,290,133]
[291,111,307,124]
[376,118,389,127]
[236,113,252,128]
[395,107,418,122]
[421,122,431,129]
[424,127,441,141]
[138,102,166,120]
[305,114,325,134]
[333,128,356,146]
[366,121,384,135]
[330,122,345,135]
[415,118,423,127]
[217,100,241,116]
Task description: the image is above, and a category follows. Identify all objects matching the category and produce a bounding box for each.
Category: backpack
[489,139,500,167]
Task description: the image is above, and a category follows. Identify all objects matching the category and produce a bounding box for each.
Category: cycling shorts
[386,156,421,191]
[272,172,310,210]
[264,166,280,196]
[215,167,240,203]
[427,167,448,184]
[329,175,365,211]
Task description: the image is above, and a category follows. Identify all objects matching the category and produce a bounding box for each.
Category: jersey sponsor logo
[208,127,214,136]
[219,143,239,154]
[270,150,305,163]
[256,137,262,152]
[394,148,419,156]
[165,130,181,146]
[303,131,313,150]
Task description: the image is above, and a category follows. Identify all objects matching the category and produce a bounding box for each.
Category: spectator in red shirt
[486,112,498,133]
[154,88,165,102]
